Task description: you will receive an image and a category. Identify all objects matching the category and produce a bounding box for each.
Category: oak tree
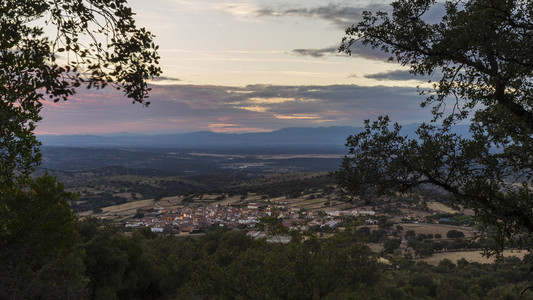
[1,0,161,187]
[0,1,160,297]
[336,0,533,256]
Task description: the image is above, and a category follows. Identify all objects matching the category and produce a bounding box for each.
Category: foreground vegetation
[7,217,533,299]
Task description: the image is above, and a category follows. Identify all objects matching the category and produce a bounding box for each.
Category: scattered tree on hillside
[336,0,533,256]
[447,229,466,239]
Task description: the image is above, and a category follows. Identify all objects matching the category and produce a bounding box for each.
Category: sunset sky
[38,0,435,135]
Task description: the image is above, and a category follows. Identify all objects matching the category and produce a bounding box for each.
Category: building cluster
[124,202,375,235]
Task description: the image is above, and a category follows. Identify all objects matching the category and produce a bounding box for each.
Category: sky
[37,0,436,135]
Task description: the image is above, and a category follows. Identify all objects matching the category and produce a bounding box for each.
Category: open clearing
[400,223,476,238]
[102,199,155,215]
[158,196,183,207]
[426,201,459,214]
[419,250,527,265]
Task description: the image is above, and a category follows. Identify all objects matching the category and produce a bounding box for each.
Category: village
[124,200,376,235]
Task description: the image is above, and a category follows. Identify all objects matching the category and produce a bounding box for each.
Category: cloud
[292,47,337,58]
[274,114,320,120]
[207,123,272,133]
[235,106,268,113]
[149,76,182,84]
[344,40,393,61]
[218,3,263,19]
[363,69,444,82]
[256,2,404,62]
[249,97,298,104]
[291,40,391,61]
[257,2,391,29]
[38,83,430,135]
[364,70,417,81]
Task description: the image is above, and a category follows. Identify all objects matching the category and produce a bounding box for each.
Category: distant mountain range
[38,124,471,151]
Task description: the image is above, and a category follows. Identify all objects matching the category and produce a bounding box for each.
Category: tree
[0,175,84,299]
[181,227,381,299]
[405,230,416,238]
[1,1,160,297]
[336,0,533,256]
[0,0,161,224]
[1,0,161,188]
[446,229,466,239]
[383,238,401,254]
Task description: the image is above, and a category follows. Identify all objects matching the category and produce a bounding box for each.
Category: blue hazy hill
[38,124,471,151]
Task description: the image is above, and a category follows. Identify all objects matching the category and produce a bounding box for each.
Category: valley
[37,146,506,265]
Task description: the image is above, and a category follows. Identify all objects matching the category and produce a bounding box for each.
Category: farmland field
[419,250,527,265]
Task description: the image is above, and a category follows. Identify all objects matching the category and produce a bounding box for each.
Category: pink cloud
[208,123,273,133]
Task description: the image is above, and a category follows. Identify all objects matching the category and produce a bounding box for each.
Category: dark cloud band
[257,3,391,29]
[39,83,428,134]
[364,70,444,82]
